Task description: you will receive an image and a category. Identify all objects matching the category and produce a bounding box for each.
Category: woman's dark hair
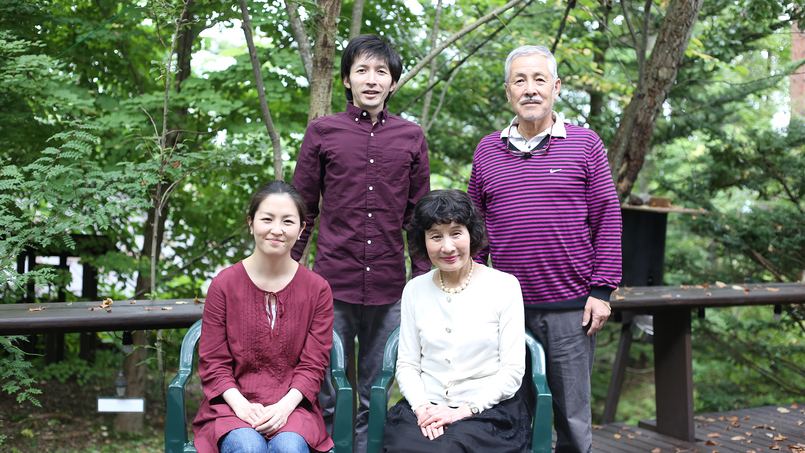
[407,190,488,262]
[341,34,403,104]
[246,180,307,225]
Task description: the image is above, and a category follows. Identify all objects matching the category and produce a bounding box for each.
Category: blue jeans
[219,427,310,453]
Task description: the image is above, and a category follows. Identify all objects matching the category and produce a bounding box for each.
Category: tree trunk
[114,203,168,433]
[239,0,286,181]
[308,0,343,121]
[348,0,366,40]
[420,0,443,131]
[587,6,609,133]
[609,0,704,200]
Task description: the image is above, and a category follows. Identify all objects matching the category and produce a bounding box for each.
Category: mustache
[519,95,543,104]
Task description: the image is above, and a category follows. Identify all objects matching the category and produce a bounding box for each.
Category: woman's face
[425,221,471,273]
[248,194,305,259]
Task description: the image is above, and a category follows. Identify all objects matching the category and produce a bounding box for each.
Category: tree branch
[701,328,805,396]
[757,149,805,215]
[131,234,239,299]
[349,0,367,39]
[551,0,575,54]
[284,0,312,79]
[420,0,444,129]
[398,0,534,114]
[239,0,284,181]
[395,0,526,93]
[426,65,460,132]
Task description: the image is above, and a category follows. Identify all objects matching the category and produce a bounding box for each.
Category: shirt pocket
[381,148,414,182]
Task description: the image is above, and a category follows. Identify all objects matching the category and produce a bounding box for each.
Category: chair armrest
[366,327,399,453]
[525,330,552,453]
[330,330,353,453]
[165,319,203,453]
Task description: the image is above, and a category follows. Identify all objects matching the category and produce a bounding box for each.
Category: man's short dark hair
[341,34,403,103]
[407,190,488,262]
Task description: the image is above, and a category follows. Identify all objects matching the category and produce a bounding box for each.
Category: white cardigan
[395,267,525,413]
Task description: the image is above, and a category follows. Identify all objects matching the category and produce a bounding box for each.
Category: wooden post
[653,308,695,442]
[601,312,634,424]
[80,261,99,362]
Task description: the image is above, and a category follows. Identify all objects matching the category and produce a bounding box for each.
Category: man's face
[505,55,561,127]
[343,53,396,115]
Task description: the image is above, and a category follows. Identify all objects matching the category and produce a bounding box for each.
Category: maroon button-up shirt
[291,103,431,306]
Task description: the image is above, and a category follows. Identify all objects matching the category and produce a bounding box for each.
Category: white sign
[97,397,145,413]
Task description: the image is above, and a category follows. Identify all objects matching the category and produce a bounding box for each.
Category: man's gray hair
[504,45,559,84]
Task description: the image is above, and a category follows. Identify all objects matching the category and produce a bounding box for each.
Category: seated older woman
[381,189,529,453]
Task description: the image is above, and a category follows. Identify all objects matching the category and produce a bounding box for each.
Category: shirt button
[446,328,451,333]
[368,213,372,217]
[369,186,373,191]
[370,159,374,163]
[382,120,385,124]
[355,118,359,122]
[370,133,374,136]
[446,296,451,303]
[366,267,370,271]
[367,240,372,244]
[362,112,367,116]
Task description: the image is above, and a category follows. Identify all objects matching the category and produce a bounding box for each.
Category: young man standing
[469,45,622,453]
[291,34,431,453]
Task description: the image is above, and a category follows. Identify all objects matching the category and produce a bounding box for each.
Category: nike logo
[550,169,562,173]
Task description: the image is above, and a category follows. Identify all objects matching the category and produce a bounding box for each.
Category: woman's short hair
[407,190,488,262]
[246,180,307,225]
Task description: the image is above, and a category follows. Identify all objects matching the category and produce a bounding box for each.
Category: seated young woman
[382,189,529,453]
[192,181,334,453]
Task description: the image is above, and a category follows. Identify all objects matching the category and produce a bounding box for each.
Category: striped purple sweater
[468,123,622,309]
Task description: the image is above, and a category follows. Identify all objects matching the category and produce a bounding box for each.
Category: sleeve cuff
[590,286,614,302]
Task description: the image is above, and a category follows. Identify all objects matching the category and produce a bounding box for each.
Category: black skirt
[381,395,532,453]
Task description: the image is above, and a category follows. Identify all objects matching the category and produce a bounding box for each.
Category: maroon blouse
[192,262,334,452]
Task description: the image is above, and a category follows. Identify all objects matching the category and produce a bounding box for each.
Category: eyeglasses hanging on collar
[506,120,554,160]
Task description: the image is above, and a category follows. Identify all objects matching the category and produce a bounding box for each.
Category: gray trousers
[521,309,596,453]
[320,299,401,453]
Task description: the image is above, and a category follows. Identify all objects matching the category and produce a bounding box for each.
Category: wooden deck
[584,402,805,452]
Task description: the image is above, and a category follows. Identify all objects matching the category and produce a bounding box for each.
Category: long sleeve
[395,281,430,411]
[291,123,323,262]
[404,130,432,278]
[290,280,334,403]
[197,277,238,400]
[468,276,524,410]
[585,137,622,301]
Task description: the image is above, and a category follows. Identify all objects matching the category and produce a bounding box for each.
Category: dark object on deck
[164,319,354,453]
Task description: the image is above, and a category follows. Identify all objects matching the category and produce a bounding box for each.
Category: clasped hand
[233,400,293,436]
[414,403,471,440]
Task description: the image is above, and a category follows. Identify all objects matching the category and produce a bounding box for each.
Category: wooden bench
[365,327,553,453]
[164,319,354,453]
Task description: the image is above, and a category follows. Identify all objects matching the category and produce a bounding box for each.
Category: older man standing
[468,45,622,453]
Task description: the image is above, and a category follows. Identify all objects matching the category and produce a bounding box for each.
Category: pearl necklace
[438,261,474,294]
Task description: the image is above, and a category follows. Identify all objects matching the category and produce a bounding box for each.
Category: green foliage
[31,356,109,386]
[0,122,151,300]
[692,306,805,412]
[0,336,41,407]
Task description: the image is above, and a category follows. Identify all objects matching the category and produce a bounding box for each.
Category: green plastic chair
[365,327,553,453]
[165,319,354,453]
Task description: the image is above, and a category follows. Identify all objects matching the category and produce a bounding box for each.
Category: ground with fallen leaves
[0,374,171,453]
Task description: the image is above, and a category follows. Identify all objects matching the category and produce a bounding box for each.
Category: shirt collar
[346,102,389,124]
[500,111,567,141]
